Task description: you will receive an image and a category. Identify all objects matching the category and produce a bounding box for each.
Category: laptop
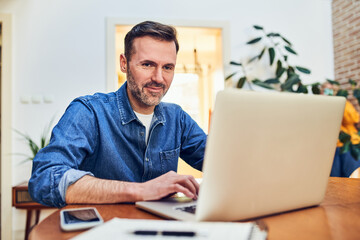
[136,89,346,221]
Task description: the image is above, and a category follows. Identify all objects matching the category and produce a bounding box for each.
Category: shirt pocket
[160,147,180,174]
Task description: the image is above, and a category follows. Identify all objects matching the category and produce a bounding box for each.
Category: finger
[179,177,197,197]
[178,175,199,196]
[171,183,195,199]
[164,172,197,196]
[187,176,200,195]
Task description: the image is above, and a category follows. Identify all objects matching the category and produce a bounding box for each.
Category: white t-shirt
[134,111,154,144]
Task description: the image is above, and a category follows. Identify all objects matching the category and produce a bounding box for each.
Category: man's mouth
[144,83,165,93]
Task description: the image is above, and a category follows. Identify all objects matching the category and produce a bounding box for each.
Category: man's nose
[152,67,164,83]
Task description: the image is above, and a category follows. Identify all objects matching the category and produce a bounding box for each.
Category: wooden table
[29,177,360,240]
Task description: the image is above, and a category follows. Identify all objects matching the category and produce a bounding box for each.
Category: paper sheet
[71,218,266,240]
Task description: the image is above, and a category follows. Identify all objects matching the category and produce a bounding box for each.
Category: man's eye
[164,66,174,71]
[142,63,152,67]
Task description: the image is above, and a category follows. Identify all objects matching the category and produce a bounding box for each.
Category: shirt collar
[116,81,166,125]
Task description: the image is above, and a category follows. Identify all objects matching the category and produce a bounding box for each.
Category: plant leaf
[13,118,54,163]
[18,157,34,165]
[311,84,321,94]
[353,89,360,102]
[252,79,274,89]
[287,66,295,78]
[237,77,247,88]
[13,129,32,142]
[296,84,308,93]
[326,79,340,85]
[295,66,311,74]
[339,131,351,144]
[276,68,286,78]
[281,36,292,46]
[267,32,280,37]
[264,78,280,84]
[29,139,39,158]
[349,79,357,87]
[285,73,299,82]
[247,37,262,44]
[268,47,275,66]
[285,46,297,55]
[230,61,242,66]
[253,25,263,30]
[276,60,285,78]
[281,74,300,91]
[41,136,48,148]
[340,141,351,154]
[337,89,348,98]
[258,48,266,60]
[352,87,360,103]
[225,72,237,81]
[248,55,259,64]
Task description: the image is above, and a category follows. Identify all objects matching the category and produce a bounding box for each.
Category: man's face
[120,36,177,113]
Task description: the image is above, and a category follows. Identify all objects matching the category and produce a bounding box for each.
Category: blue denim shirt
[29,82,207,207]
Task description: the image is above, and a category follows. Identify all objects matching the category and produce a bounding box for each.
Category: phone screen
[63,209,101,224]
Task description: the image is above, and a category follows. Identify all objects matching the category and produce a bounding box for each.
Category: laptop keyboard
[175,205,197,214]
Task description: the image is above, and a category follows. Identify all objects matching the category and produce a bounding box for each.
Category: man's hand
[66,171,199,204]
[138,171,200,201]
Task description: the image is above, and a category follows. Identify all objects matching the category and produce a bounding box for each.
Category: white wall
[0,0,333,236]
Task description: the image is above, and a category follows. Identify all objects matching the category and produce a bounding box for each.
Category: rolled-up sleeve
[29,99,98,207]
[58,169,94,203]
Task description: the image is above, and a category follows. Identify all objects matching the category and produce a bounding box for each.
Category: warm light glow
[163,73,200,123]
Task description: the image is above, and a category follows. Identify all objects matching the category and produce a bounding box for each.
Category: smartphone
[60,207,103,231]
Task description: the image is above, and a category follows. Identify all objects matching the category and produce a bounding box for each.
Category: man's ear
[120,54,127,73]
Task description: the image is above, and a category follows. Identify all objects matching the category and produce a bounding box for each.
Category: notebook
[136,89,346,221]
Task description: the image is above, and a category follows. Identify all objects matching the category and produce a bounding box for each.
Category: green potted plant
[14,120,53,163]
[226,25,320,93]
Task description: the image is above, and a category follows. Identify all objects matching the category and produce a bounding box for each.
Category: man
[29,21,207,208]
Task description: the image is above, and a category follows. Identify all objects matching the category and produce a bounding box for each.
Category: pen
[132,230,196,237]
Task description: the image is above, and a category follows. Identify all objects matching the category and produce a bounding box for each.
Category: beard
[126,68,169,107]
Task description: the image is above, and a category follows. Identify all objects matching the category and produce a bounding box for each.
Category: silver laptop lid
[196,89,345,221]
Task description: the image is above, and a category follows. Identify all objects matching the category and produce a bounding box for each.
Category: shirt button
[145,157,149,162]
[140,132,144,136]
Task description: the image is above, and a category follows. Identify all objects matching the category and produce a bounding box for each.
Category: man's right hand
[66,171,199,204]
[137,171,200,201]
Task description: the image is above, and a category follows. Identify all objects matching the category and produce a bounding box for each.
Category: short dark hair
[124,21,179,62]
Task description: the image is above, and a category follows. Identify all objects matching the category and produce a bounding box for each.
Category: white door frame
[0,13,13,240]
[106,18,230,92]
